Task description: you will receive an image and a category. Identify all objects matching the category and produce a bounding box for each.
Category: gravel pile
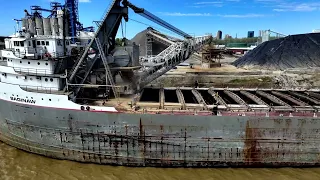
[232,33,320,70]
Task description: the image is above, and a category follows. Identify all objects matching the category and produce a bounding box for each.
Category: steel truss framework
[66,0,211,101]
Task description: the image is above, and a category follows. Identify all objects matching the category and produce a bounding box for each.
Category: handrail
[13,67,53,76]
[20,85,58,94]
[1,82,60,94]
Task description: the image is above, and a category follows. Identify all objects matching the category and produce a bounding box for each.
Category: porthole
[17,95,18,97]
[26,96,28,98]
[31,97,33,99]
[30,78,33,80]
[50,78,53,82]
[7,59,9,62]
[45,78,48,82]
[20,61,22,63]
[41,98,44,100]
[28,62,30,64]
[49,99,51,101]
[37,62,40,65]
[16,76,18,79]
[45,62,48,66]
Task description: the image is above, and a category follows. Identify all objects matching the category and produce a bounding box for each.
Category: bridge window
[37,41,40,46]
[20,41,24,46]
[57,40,62,46]
[28,41,31,46]
[13,41,19,46]
[3,57,7,60]
[41,41,45,46]
[46,41,49,46]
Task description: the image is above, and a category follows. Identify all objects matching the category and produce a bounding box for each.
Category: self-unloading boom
[66,0,211,102]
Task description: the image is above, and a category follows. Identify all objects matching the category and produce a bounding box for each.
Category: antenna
[13,19,22,33]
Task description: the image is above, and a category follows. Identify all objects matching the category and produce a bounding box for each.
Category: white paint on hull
[0,82,118,112]
[0,65,61,91]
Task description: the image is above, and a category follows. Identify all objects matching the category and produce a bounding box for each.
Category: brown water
[1,142,320,180]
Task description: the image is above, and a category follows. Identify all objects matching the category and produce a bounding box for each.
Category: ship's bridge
[3,35,74,59]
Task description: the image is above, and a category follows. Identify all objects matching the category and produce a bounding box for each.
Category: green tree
[115,38,122,46]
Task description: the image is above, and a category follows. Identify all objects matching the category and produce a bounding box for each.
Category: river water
[1,142,320,180]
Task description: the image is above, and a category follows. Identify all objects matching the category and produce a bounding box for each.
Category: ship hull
[1,99,320,167]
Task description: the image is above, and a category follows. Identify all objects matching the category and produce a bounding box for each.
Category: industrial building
[226,43,257,54]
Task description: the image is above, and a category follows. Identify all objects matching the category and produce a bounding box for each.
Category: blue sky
[0,0,319,39]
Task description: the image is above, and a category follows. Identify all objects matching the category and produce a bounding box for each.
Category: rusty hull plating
[2,89,320,167]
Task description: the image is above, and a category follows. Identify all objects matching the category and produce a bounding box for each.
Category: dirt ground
[149,54,320,89]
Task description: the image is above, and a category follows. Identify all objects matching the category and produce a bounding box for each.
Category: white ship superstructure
[0,8,115,112]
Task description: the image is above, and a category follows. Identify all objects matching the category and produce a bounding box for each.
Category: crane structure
[65,0,79,39]
[260,29,287,43]
[64,0,94,40]
[30,2,63,18]
[66,0,212,102]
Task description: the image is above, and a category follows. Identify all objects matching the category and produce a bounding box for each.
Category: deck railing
[13,67,53,76]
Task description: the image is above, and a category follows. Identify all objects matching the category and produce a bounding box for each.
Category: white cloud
[160,12,213,16]
[273,3,320,12]
[79,0,91,3]
[255,0,320,12]
[194,1,223,5]
[218,13,268,18]
[159,12,268,18]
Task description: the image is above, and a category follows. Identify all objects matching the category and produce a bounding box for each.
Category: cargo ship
[1,0,320,167]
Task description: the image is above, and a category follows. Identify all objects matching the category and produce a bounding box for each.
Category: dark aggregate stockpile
[232,33,320,70]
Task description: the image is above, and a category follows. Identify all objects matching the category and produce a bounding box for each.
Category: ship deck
[100,87,320,114]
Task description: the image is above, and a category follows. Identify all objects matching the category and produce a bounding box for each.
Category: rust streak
[244,121,261,164]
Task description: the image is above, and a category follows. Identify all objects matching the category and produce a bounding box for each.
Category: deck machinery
[66,0,211,102]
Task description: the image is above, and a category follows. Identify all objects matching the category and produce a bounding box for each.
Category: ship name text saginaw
[10,97,36,104]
